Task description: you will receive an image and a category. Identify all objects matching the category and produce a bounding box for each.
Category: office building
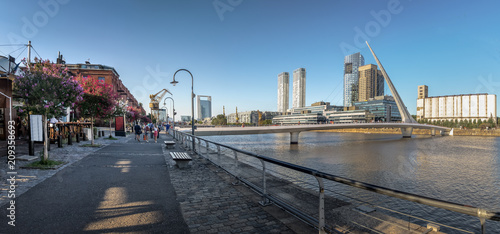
[358,64,384,102]
[416,86,497,122]
[292,68,306,109]
[227,110,280,124]
[344,52,365,107]
[181,116,191,122]
[324,110,374,124]
[277,72,289,114]
[273,113,326,125]
[158,109,167,122]
[197,95,212,120]
[354,96,401,122]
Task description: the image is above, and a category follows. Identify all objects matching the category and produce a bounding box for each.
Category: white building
[292,68,306,109]
[277,72,289,114]
[416,86,497,122]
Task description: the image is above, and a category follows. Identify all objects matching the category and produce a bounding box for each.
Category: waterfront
[204,132,500,233]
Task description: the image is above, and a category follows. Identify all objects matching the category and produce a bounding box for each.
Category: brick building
[62,62,144,113]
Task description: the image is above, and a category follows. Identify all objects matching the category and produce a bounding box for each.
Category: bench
[169,152,192,168]
[164,141,176,149]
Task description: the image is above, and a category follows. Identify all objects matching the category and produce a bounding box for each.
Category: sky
[2,0,500,118]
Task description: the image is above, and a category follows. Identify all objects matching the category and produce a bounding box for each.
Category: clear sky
[2,0,500,118]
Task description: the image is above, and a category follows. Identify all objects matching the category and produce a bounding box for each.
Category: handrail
[174,130,500,223]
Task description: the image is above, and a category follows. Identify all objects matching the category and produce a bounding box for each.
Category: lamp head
[170,80,178,86]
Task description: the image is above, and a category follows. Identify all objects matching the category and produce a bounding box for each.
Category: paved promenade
[0,133,312,233]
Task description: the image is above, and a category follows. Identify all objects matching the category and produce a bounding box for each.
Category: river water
[204,132,500,233]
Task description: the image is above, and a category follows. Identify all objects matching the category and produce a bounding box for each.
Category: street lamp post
[171,69,195,151]
[163,96,175,133]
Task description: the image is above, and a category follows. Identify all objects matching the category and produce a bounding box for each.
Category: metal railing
[171,130,500,233]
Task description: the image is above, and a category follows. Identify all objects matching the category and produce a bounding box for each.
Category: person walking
[149,123,154,139]
[144,124,149,142]
[153,125,158,143]
[134,122,142,142]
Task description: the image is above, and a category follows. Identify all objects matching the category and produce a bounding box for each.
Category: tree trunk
[42,115,48,162]
[91,116,95,145]
[109,118,112,138]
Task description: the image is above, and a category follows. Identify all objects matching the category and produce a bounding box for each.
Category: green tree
[14,59,83,162]
[211,114,227,126]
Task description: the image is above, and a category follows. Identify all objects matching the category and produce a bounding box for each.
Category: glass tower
[344,52,364,107]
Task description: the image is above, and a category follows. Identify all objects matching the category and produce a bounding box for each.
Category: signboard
[30,115,43,142]
[115,116,124,131]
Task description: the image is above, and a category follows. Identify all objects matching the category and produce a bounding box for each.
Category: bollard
[98,131,101,137]
[68,133,72,145]
[76,133,80,143]
[58,136,63,148]
[29,141,35,156]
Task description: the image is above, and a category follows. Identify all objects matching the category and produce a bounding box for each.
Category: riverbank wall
[315,128,500,137]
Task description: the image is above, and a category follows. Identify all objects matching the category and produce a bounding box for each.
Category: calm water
[204,132,500,233]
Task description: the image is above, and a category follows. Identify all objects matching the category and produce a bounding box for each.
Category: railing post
[205,141,209,156]
[232,150,240,185]
[478,208,487,234]
[258,159,272,206]
[197,138,201,154]
[314,175,326,234]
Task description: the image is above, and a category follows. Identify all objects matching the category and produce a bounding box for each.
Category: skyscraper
[277,72,289,114]
[358,64,384,101]
[292,68,306,109]
[197,95,212,120]
[344,52,364,107]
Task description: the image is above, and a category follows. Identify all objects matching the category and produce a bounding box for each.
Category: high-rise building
[358,64,384,101]
[292,68,306,109]
[197,95,212,120]
[344,52,364,107]
[277,72,289,114]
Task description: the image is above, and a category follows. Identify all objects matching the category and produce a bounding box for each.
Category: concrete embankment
[315,128,500,137]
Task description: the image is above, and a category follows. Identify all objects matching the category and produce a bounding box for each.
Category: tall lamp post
[170,69,195,151]
[163,96,175,132]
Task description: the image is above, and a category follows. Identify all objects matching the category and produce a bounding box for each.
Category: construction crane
[149,89,172,123]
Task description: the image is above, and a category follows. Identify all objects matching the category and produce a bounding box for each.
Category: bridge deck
[179,123,450,136]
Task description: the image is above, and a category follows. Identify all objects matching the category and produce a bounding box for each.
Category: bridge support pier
[290,132,300,144]
[431,128,436,136]
[401,127,413,138]
[440,130,447,136]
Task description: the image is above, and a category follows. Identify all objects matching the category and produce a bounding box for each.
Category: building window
[98,77,105,83]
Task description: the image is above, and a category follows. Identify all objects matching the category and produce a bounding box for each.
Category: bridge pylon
[366,41,417,138]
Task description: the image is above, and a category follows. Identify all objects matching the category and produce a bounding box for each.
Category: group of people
[134,122,169,143]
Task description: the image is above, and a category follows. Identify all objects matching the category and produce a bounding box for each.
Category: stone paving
[0,130,130,207]
[162,137,314,233]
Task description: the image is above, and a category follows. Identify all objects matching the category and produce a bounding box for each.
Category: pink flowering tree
[14,58,84,162]
[75,76,117,145]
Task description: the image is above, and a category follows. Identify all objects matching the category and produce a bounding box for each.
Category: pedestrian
[150,123,154,139]
[144,124,149,142]
[153,125,158,143]
[134,122,142,142]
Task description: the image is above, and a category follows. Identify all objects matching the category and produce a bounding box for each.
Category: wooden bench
[169,152,192,168]
[164,141,176,149]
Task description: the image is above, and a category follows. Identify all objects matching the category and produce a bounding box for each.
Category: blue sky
[2,0,500,117]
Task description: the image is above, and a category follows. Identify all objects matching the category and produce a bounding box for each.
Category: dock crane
[149,89,172,123]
